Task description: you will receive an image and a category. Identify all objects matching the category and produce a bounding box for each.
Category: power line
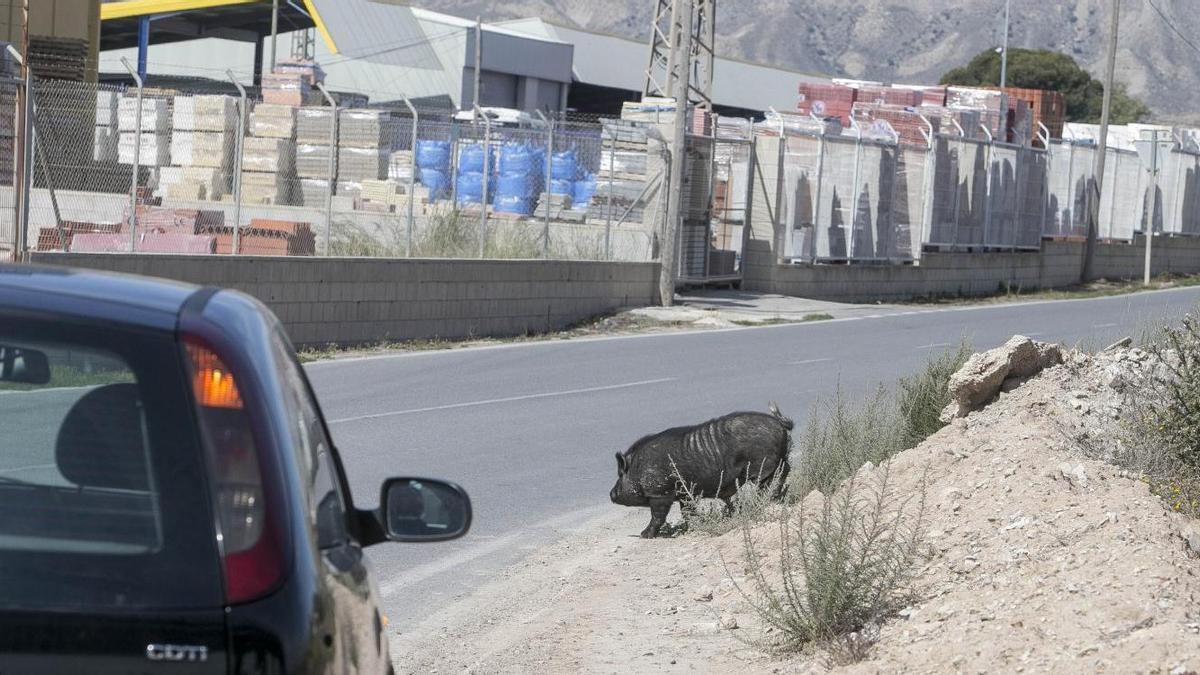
[1146,0,1200,56]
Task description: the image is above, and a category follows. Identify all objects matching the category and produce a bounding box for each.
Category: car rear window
[0,322,225,611]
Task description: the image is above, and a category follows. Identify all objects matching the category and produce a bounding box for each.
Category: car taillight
[186,340,283,605]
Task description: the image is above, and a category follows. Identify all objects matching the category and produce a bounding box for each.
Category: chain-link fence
[13,76,664,262]
[15,73,1200,268]
[0,77,18,256]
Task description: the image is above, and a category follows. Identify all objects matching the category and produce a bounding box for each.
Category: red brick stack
[199,218,315,256]
[992,87,1066,146]
[35,221,120,251]
[797,83,858,124]
[856,86,922,107]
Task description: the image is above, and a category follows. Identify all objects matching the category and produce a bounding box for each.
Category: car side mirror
[0,346,50,385]
[379,477,471,543]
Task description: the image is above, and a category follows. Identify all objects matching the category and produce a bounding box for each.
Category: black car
[0,264,471,674]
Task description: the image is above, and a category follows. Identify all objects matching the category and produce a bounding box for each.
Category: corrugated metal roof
[308,0,440,69]
[495,17,829,113]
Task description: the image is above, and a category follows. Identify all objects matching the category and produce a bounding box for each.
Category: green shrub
[1144,314,1200,469]
[673,461,786,537]
[788,386,906,500]
[897,341,972,448]
[732,462,926,660]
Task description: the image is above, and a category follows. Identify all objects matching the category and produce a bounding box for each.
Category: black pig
[610,402,793,538]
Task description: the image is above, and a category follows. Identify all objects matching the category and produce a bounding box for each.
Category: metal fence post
[316,83,337,256]
[848,117,863,259]
[13,49,32,260]
[535,110,552,257]
[1107,148,1121,240]
[226,70,247,255]
[1017,144,1027,249]
[120,57,143,253]
[918,115,934,254]
[810,113,827,264]
[1038,122,1050,238]
[606,124,615,260]
[400,93,418,257]
[979,124,994,248]
[950,119,965,246]
[473,104,490,258]
[1064,129,1077,236]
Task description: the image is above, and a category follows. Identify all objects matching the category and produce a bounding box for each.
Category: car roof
[0,263,201,332]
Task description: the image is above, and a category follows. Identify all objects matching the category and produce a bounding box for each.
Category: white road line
[327,377,677,424]
[789,358,834,366]
[1093,323,1120,329]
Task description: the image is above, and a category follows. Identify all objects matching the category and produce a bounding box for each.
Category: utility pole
[1082,0,1120,283]
[1000,0,1010,87]
[1136,129,1169,285]
[659,0,692,306]
[643,0,715,110]
[473,17,482,109]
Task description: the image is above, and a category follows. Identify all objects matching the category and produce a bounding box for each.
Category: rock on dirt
[941,335,1063,421]
[391,339,1200,674]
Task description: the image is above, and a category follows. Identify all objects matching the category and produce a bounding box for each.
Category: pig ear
[615,452,627,473]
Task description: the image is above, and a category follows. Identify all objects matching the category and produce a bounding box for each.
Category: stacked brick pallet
[28,36,87,81]
[945,87,1008,139]
[198,218,315,255]
[295,107,335,206]
[39,208,313,256]
[161,94,237,201]
[805,79,1063,148]
[35,221,120,251]
[336,109,392,199]
[0,50,11,185]
[593,117,658,224]
[994,87,1066,146]
[117,94,170,166]
[240,102,296,205]
[797,83,858,124]
[262,72,315,107]
[36,208,227,254]
[851,103,934,146]
[93,90,119,163]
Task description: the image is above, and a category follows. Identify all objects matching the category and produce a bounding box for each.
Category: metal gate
[677,131,752,286]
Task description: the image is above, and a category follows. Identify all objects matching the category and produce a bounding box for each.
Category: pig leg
[641,498,673,538]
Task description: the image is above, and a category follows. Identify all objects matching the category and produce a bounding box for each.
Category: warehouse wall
[29,253,660,346]
[742,235,1200,302]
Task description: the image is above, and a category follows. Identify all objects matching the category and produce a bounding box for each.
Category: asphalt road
[305,287,1200,630]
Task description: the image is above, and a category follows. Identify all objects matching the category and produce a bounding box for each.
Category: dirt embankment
[394,346,1200,674]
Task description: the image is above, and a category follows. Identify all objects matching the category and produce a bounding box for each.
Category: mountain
[413,0,1200,123]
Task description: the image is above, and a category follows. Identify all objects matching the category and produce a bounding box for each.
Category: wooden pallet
[29,36,87,82]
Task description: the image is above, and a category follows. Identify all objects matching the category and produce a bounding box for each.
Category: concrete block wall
[30,253,660,347]
[743,235,1200,303]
